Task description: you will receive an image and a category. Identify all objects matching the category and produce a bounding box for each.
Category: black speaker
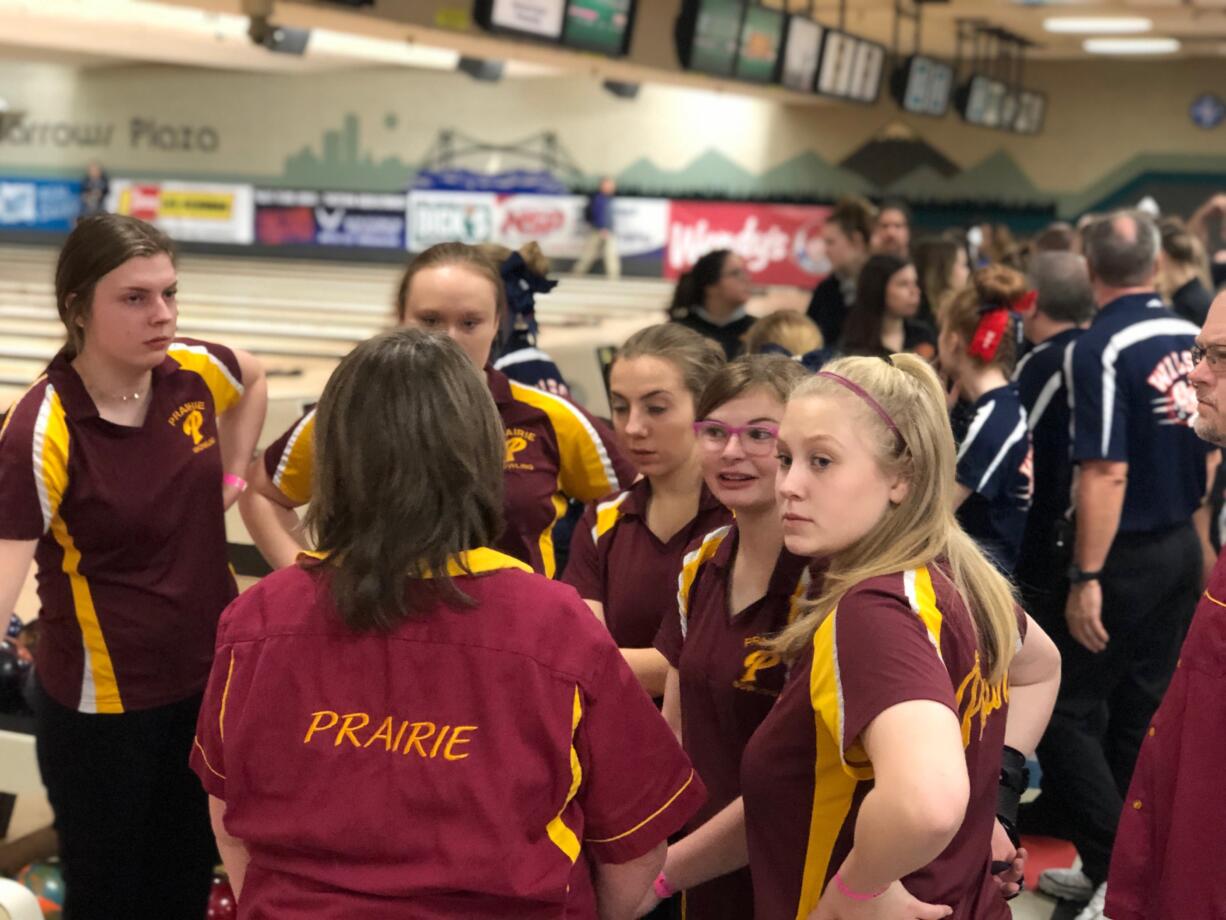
[457,56,505,82]
[601,79,640,100]
[248,17,311,55]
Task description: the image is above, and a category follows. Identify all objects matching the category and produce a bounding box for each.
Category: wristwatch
[1067,564,1102,585]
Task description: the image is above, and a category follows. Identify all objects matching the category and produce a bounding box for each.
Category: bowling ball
[0,638,33,714]
[16,861,65,914]
[207,874,236,920]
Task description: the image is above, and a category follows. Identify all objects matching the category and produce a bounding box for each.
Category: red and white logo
[665,202,831,287]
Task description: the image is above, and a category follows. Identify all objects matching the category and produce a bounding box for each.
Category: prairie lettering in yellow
[954,651,1009,746]
[303,710,478,760]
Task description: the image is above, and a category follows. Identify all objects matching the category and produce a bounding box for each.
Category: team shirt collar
[485,364,513,407]
[1095,290,1166,323]
[618,478,722,520]
[298,546,531,577]
[707,521,812,599]
[47,346,180,422]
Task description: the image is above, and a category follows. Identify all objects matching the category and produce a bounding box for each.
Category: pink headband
[816,371,905,449]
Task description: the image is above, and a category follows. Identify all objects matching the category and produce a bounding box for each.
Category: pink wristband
[833,871,887,902]
[223,473,248,493]
[652,872,676,899]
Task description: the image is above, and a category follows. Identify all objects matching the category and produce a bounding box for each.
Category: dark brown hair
[304,328,505,632]
[840,253,911,356]
[912,237,961,316]
[614,323,726,403]
[55,214,175,356]
[942,265,1027,373]
[828,196,875,245]
[394,241,507,324]
[668,249,732,315]
[696,353,809,421]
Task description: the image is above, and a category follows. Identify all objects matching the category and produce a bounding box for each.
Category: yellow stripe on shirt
[271,409,316,506]
[167,342,244,414]
[537,492,570,579]
[904,566,944,661]
[591,490,631,544]
[508,381,619,501]
[796,612,862,919]
[545,686,584,863]
[35,391,122,714]
[675,525,731,638]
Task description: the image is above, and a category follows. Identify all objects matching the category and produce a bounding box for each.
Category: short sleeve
[167,338,245,415]
[956,403,1029,500]
[261,408,316,506]
[0,381,68,541]
[652,586,684,669]
[576,642,706,863]
[827,586,958,763]
[561,504,604,603]
[1070,337,1129,462]
[190,595,259,800]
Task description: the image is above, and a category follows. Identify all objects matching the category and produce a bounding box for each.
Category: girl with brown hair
[564,324,729,695]
[741,354,1060,920]
[938,266,1034,573]
[638,354,809,918]
[241,242,634,578]
[0,214,267,918]
[192,328,705,918]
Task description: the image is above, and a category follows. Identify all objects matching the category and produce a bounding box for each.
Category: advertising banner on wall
[0,177,81,231]
[665,201,832,287]
[407,190,670,268]
[108,180,254,244]
[255,189,406,248]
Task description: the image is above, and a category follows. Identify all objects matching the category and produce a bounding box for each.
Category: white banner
[407,191,670,261]
[108,179,254,244]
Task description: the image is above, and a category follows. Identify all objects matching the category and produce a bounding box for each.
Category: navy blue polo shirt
[955,384,1033,573]
[1013,328,1082,525]
[1069,293,1208,534]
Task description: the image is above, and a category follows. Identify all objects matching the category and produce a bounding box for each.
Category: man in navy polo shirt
[1036,210,1213,918]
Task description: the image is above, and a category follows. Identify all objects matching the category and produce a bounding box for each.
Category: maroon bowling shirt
[564,478,731,648]
[263,367,632,577]
[655,523,812,919]
[741,564,1019,920]
[190,548,706,919]
[1107,554,1226,920]
[0,340,244,713]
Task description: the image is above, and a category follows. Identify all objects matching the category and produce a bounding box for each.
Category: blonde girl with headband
[740,354,1061,920]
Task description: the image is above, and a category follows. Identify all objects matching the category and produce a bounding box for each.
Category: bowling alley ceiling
[767,0,1226,58]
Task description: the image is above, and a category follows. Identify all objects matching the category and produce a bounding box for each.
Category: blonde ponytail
[769,353,1020,683]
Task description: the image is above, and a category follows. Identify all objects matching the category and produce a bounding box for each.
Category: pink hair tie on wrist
[652,872,676,900]
[223,473,248,493]
[833,871,887,902]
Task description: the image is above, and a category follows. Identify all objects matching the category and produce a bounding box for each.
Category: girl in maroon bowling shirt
[241,242,633,578]
[740,355,1061,920]
[192,329,704,918]
[639,354,810,918]
[564,324,730,696]
[0,214,267,919]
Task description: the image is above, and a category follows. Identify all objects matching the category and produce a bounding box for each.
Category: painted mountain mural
[840,122,960,188]
[616,148,872,198]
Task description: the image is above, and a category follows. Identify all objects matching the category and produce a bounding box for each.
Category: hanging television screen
[779,15,822,92]
[676,0,744,77]
[959,73,1008,127]
[734,4,785,83]
[475,0,566,40]
[890,54,953,117]
[1013,90,1047,134]
[849,40,884,102]
[817,30,884,103]
[562,0,637,56]
[816,30,855,96]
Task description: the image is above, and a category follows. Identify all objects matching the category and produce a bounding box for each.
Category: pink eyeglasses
[692,420,780,456]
